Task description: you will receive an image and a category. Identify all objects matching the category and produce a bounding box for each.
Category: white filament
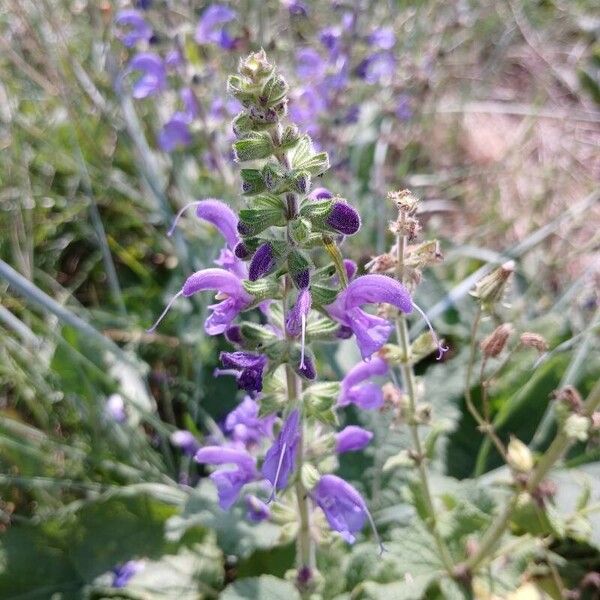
[411,300,449,360]
[146,290,183,332]
[167,201,202,237]
[268,441,287,503]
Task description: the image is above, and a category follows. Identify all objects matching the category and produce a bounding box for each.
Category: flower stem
[465,377,600,572]
[283,279,315,582]
[394,232,454,574]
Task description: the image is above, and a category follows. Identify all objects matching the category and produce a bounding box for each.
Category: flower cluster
[150,51,415,586]
[114,3,241,157]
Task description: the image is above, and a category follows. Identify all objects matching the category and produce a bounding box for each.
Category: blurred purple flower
[396,93,413,122]
[356,52,395,84]
[112,560,144,588]
[128,52,166,98]
[225,396,274,445]
[289,87,326,135]
[170,430,200,456]
[286,288,312,370]
[308,187,333,200]
[368,27,395,50]
[327,274,412,359]
[262,409,300,498]
[115,10,152,47]
[165,49,183,70]
[158,112,192,152]
[338,357,388,410]
[195,446,257,509]
[313,475,369,544]
[195,5,237,50]
[209,97,242,120]
[296,48,326,80]
[134,0,152,9]
[218,351,268,393]
[319,26,343,56]
[336,425,373,453]
[245,494,271,522]
[105,394,126,423]
[180,88,199,120]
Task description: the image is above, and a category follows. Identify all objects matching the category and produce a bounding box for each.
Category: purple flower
[327,202,361,235]
[296,354,316,380]
[245,494,271,522]
[343,259,357,281]
[249,242,276,281]
[148,268,252,335]
[262,409,300,498]
[308,187,333,200]
[165,49,183,70]
[180,88,199,120]
[327,274,412,359]
[289,87,326,135]
[225,396,274,445]
[218,351,267,393]
[313,475,370,544]
[336,426,373,453]
[195,5,237,50]
[286,289,311,370]
[158,113,192,152]
[128,52,166,99]
[195,446,257,509]
[356,52,395,84]
[319,26,342,56]
[106,394,126,423]
[112,560,144,588]
[115,10,152,47]
[396,93,413,122]
[368,27,395,50]
[338,357,388,410]
[296,48,326,80]
[170,430,200,457]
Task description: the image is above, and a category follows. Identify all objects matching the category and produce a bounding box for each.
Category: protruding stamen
[147,290,183,332]
[300,314,307,369]
[167,201,201,237]
[268,441,287,503]
[411,301,449,360]
[364,504,386,556]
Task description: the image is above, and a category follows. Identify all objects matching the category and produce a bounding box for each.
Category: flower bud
[300,463,320,490]
[287,249,311,289]
[238,49,274,81]
[291,170,311,194]
[326,201,361,235]
[261,73,289,107]
[553,385,583,413]
[480,324,513,357]
[234,241,252,260]
[507,436,534,473]
[564,414,590,441]
[261,162,287,192]
[520,332,548,353]
[470,261,515,312]
[240,168,267,195]
[248,242,276,280]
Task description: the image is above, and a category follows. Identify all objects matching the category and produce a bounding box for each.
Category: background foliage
[1,0,599,598]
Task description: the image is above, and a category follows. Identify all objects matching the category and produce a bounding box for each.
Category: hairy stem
[282,278,315,582]
[395,231,454,574]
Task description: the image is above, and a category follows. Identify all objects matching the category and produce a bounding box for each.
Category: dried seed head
[366,253,396,274]
[382,382,404,407]
[389,216,421,239]
[553,385,583,413]
[520,332,548,353]
[480,323,513,357]
[470,261,515,312]
[388,189,419,213]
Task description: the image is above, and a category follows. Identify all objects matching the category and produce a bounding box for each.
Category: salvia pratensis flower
[127,52,166,98]
[368,27,396,50]
[224,396,274,445]
[327,274,412,359]
[112,560,144,588]
[195,4,237,50]
[218,351,268,393]
[338,357,388,410]
[286,289,312,369]
[262,409,301,500]
[336,425,373,453]
[245,494,271,522]
[115,10,153,47]
[170,430,201,457]
[313,474,383,552]
[147,268,252,335]
[195,446,257,509]
[158,112,192,152]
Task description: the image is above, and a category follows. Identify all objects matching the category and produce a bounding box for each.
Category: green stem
[394,232,454,574]
[465,378,600,571]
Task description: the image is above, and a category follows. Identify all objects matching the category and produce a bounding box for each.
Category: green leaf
[221,576,300,600]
